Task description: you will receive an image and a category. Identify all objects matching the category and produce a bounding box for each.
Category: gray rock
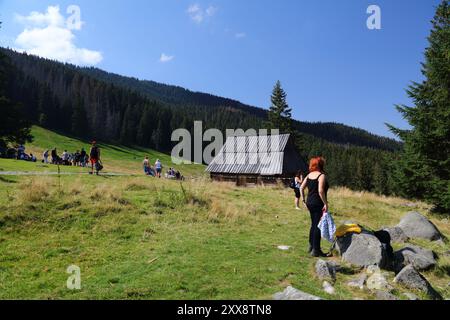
[336,232,389,269]
[346,274,367,290]
[384,227,409,243]
[322,281,335,295]
[397,212,442,241]
[366,265,381,275]
[403,292,420,300]
[315,259,337,282]
[394,265,442,299]
[367,271,392,291]
[273,286,323,300]
[375,290,399,300]
[394,245,436,271]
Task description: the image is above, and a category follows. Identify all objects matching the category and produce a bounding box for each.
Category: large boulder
[397,212,442,241]
[336,232,389,268]
[394,265,442,299]
[394,245,437,272]
[273,286,323,300]
[383,227,409,243]
[315,259,337,283]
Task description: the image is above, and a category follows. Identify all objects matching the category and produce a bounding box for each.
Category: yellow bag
[335,224,362,238]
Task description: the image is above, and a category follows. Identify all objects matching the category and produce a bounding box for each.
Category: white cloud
[235,32,246,39]
[187,4,204,23]
[206,6,218,17]
[14,6,102,66]
[187,4,217,24]
[160,53,174,63]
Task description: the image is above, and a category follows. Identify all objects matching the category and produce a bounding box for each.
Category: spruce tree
[267,80,293,134]
[387,0,450,212]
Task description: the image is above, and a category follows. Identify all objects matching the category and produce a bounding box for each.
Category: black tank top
[306,173,329,208]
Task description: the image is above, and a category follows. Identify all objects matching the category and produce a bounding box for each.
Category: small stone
[375,290,399,300]
[315,259,337,282]
[403,292,420,300]
[277,245,291,251]
[367,271,392,291]
[347,274,367,290]
[366,265,381,275]
[273,286,323,300]
[322,281,335,295]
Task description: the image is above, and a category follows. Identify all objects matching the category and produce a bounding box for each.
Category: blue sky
[0,0,441,139]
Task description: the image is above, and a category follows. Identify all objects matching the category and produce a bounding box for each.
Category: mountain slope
[79,65,402,152]
[1,47,401,152]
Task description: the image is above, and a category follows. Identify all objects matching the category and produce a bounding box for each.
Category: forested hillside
[0,47,398,194]
[79,65,401,152]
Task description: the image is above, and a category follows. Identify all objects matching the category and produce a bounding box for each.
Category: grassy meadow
[0,126,205,177]
[0,171,448,300]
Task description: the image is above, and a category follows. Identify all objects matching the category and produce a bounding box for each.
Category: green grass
[0,126,205,177]
[0,173,448,300]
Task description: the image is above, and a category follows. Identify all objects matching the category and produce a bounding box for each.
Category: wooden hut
[206,134,307,186]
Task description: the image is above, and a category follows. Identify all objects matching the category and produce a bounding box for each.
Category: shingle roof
[206,134,293,175]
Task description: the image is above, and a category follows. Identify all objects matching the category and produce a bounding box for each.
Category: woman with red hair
[300,157,330,257]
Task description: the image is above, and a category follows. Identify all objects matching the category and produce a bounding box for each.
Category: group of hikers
[42,141,103,175]
[142,156,184,181]
[15,145,37,162]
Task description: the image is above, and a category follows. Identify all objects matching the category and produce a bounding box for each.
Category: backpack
[95,161,104,172]
[289,178,298,189]
[335,224,362,238]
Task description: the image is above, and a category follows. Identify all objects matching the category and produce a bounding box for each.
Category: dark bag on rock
[374,230,394,260]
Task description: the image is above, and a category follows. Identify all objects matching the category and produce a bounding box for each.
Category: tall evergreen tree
[267,81,293,134]
[387,0,450,212]
[0,22,33,150]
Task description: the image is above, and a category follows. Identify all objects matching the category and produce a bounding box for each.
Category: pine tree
[71,97,89,136]
[267,81,293,134]
[387,0,450,212]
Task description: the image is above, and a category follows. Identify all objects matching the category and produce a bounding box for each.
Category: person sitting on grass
[166,168,176,179]
[148,166,156,177]
[89,141,101,175]
[43,150,49,164]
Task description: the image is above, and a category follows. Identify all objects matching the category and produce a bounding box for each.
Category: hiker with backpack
[89,141,102,175]
[299,157,330,258]
[291,171,304,210]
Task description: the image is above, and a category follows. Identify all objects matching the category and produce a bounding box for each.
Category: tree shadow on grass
[0,176,16,183]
